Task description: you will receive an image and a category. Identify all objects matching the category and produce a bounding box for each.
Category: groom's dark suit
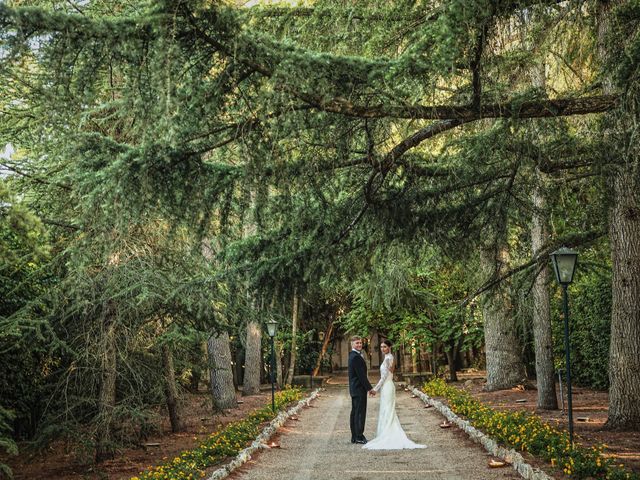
[348,349,373,443]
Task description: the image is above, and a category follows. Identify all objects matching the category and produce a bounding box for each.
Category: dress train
[363,353,425,450]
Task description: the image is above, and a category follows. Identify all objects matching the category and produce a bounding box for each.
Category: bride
[363,340,426,450]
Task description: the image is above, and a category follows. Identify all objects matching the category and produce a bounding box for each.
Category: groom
[348,335,375,444]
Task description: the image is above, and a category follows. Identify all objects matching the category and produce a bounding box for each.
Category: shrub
[131,388,303,480]
[0,405,18,479]
[422,379,638,479]
[552,269,611,389]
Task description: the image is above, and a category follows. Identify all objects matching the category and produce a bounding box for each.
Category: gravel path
[229,383,521,480]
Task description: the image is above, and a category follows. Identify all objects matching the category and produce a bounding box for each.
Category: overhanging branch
[462,229,606,305]
[298,93,619,121]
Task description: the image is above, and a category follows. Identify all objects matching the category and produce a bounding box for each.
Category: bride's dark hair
[381,339,392,348]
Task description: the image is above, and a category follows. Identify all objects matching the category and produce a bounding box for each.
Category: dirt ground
[4,373,639,479]
[4,389,272,480]
[453,370,640,476]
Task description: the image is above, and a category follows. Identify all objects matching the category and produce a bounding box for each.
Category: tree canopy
[1,0,640,475]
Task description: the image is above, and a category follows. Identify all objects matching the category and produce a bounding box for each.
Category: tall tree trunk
[402,342,412,374]
[241,191,263,396]
[162,341,184,432]
[531,177,558,409]
[276,340,284,387]
[207,332,237,410]
[285,288,300,385]
[419,343,429,372]
[445,342,459,382]
[529,60,558,410]
[313,319,334,376]
[607,167,640,429]
[455,341,465,371]
[266,291,284,387]
[466,349,473,369]
[95,305,117,463]
[481,241,527,391]
[190,365,201,393]
[599,0,640,430]
[430,342,439,376]
[233,346,244,389]
[201,340,209,390]
[243,320,262,396]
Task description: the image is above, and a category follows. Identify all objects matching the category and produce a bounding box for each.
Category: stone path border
[408,385,555,480]
[207,388,322,480]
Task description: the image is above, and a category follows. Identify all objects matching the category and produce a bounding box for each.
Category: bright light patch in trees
[0,144,15,179]
[1,143,13,159]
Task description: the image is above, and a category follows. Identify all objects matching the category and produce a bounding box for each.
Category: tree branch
[0,162,72,191]
[470,18,490,112]
[178,3,618,125]
[383,119,465,165]
[297,93,619,121]
[41,218,80,230]
[462,229,606,305]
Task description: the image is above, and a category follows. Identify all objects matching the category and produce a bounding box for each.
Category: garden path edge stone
[206,388,322,480]
[408,385,556,480]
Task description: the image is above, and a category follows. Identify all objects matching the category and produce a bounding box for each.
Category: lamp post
[266,319,278,413]
[550,247,578,444]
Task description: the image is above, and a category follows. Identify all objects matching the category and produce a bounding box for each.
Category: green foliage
[339,242,483,367]
[132,388,303,480]
[0,405,18,479]
[609,1,640,90]
[0,182,49,316]
[0,181,50,472]
[1,173,227,454]
[423,379,639,479]
[0,0,637,468]
[552,256,612,389]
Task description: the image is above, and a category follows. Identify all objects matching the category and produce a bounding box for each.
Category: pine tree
[2,0,639,435]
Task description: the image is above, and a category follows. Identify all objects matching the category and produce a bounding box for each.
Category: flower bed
[422,378,638,480]
[131,388,303,480]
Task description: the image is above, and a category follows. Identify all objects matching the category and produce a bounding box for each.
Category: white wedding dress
[363,353,426,450]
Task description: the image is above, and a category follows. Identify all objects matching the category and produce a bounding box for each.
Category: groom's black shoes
[355,436,368,444]
[351,438,356,444]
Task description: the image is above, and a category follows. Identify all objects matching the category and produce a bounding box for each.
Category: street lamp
[550,247,578,443]
[266,319,278,413]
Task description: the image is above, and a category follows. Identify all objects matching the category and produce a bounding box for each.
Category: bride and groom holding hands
[348,335,426,450]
